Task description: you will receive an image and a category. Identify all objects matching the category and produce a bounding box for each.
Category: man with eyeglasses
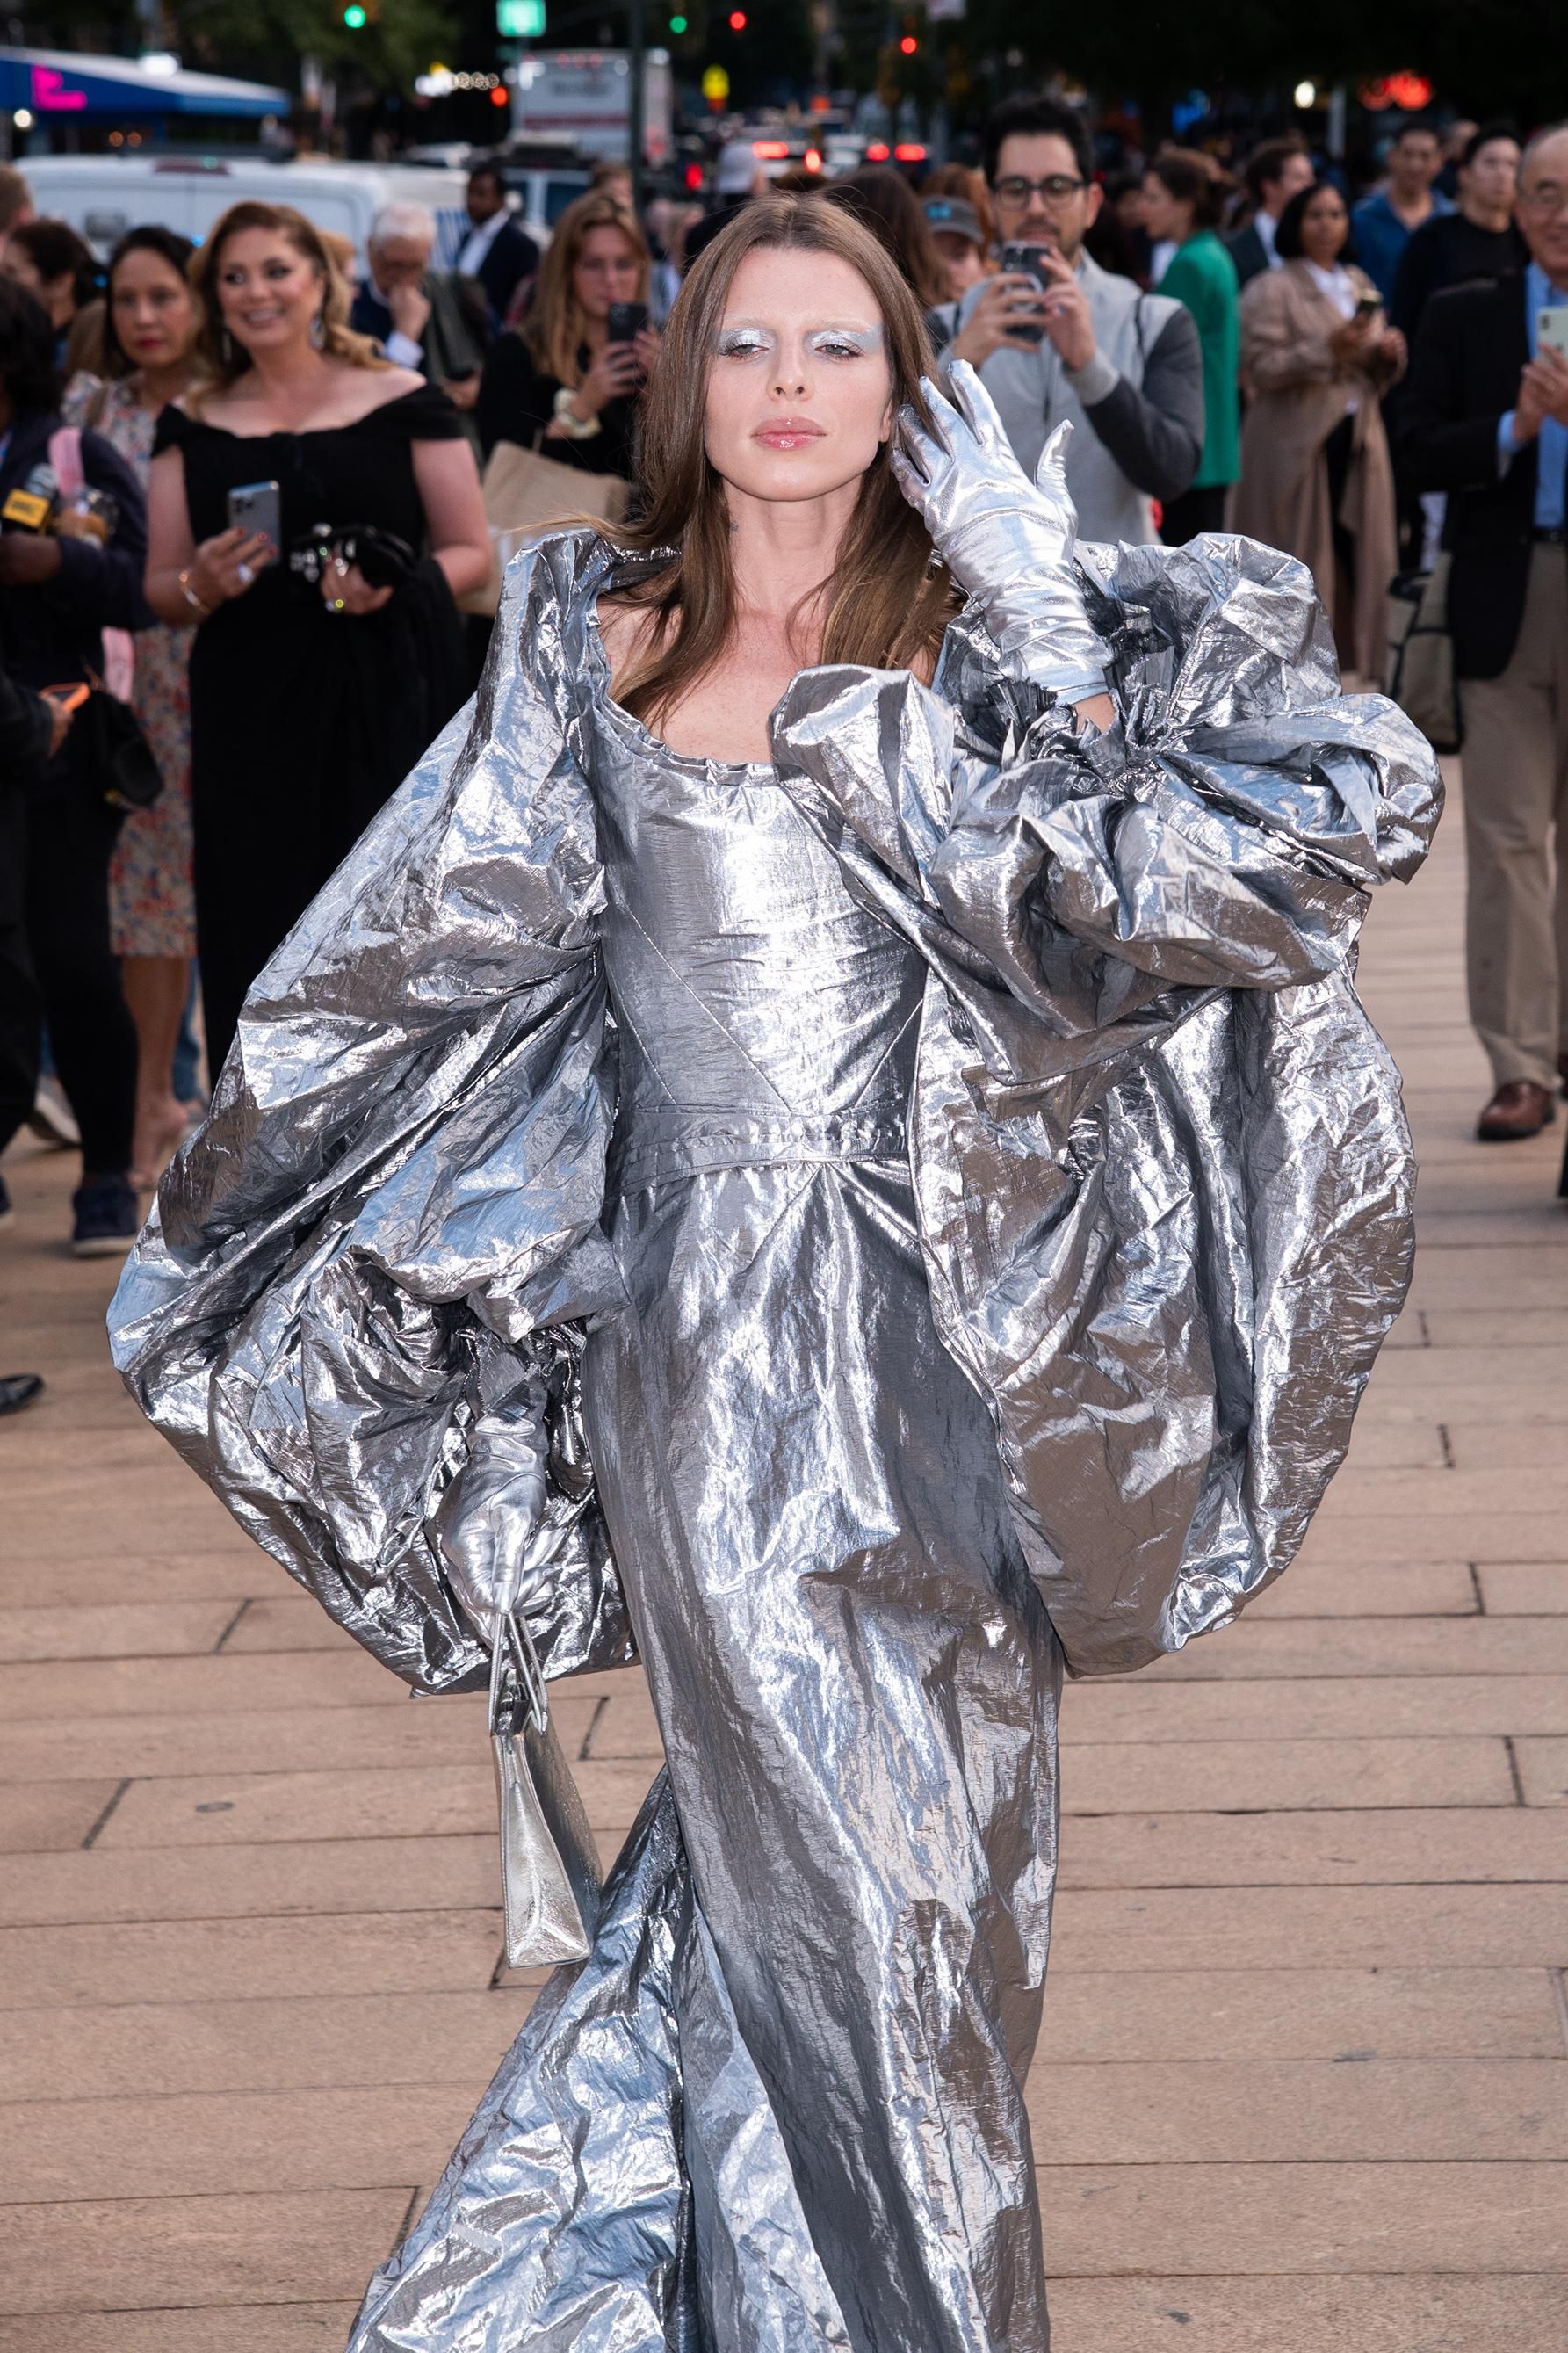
[941,94,1203,545]
[1403,124,1568,1144]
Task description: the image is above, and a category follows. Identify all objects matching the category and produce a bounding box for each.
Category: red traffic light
[899,33,917,53]
[728,9,746,25]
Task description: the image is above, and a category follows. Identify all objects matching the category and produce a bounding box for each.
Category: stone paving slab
[0,2313,361,2353]
[1044,2277,1568,2353]
[1039,2161,1568,2277]
[0,1781,119,1853]
[0,1910,504,2009]
[1057,1806,1568,1886]
[1022,2056,1568,2162]
[1480,1564,1568,1614]
[0,2190,411,2313]
[0,1990,539,2103]
[1048,1883,1568,1972]
[1036,1966,1565,2061]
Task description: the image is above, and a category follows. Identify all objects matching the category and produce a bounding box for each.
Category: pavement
[2,755,1565,2352]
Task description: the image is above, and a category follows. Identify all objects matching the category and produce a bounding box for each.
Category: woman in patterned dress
[65,226,201,1185]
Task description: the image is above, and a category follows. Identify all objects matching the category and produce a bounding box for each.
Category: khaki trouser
[1459,544,1568,1091]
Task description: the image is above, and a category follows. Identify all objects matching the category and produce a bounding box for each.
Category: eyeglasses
[992,174,1086,206]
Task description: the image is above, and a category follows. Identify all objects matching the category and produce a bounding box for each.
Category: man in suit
[1225,134,1313,290]
[350,203,491,449]
[456,163,540,326]
[1402,123,1568,1142]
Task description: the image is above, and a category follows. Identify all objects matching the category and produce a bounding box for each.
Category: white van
[18,154,473,271]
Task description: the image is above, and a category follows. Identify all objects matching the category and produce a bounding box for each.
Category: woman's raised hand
[569,338,645,420]
[891,361,1109,704]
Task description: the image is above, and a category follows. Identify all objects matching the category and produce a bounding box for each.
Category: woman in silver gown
[111,198,1440,2353]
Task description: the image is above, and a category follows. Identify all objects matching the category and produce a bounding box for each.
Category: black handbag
[78,673,162,810]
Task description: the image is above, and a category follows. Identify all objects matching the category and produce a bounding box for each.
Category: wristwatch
[553,385,603,442]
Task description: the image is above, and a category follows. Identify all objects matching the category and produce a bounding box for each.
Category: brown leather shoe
[1477,1081,1557,1140]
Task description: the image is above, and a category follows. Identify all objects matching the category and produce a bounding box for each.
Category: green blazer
[1158,230,1240,489]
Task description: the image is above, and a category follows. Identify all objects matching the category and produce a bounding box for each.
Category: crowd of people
[1,91,1566,1340]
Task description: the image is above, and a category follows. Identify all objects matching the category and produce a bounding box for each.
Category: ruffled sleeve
[772,532,1442,1677]
[108,531,632,1697]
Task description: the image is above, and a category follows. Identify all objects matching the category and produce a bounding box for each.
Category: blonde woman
[476,188,657,473]
[142,200,488,1075]
[115,198,1437,2348]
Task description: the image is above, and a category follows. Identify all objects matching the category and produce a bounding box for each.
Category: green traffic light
[670,11,687,27]
[343,3,367,24]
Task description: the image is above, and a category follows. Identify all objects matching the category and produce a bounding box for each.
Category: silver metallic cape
[109,525,1438,2353]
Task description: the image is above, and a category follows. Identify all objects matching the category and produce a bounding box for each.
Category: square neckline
[585,599,777,784]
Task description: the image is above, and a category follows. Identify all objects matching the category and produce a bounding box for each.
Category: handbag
[460,432,630,619]
[488,1597,603,1968]
[78,666,163,810]
[1385,555,1461,753]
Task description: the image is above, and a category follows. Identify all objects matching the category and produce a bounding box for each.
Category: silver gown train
[110,517,1441,2352]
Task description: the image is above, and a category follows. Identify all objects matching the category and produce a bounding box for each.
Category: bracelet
[177,568,213,620]
[553,384,603,441]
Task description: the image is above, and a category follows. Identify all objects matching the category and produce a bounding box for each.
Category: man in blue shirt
[1353,120,1454,305]
[1402,124,1568,1145]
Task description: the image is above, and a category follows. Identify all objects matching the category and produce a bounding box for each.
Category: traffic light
[343,4,367,24]
[669,11,688,26]
[728,10,747,27]
[899,32,917,52]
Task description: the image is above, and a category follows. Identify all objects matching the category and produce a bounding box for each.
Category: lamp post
[627,0,646,214]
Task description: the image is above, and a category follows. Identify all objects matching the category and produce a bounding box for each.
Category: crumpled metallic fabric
[108,520,1439,2353]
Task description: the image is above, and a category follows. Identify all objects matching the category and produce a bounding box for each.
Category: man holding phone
[1402,123,1568,1143]
[941,93,1203,544]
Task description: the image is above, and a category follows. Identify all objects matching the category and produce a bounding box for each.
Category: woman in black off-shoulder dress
[144,201,489,1076]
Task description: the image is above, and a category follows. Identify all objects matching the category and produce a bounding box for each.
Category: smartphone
[606,300,649,346]
[1539,307,1568,360]
[226,479,282,553]
[998,243,1053,345]
[1354,291,1383,318]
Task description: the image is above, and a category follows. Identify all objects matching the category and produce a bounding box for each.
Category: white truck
[509,49,672,167]
[17,153,472,268]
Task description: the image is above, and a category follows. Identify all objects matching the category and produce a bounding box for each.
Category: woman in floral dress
[65,226,201,1184]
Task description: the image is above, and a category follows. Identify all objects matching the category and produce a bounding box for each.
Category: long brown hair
[187,201,384,404]
[522,191,650,388]
[603,194,957,727]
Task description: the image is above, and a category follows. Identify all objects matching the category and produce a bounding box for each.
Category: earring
[310,309,326,351]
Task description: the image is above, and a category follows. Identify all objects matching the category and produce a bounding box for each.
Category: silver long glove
[891,360,1111,704]
[430,1407,549,1632]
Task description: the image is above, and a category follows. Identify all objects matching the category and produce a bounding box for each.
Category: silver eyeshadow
[713,323,886,360]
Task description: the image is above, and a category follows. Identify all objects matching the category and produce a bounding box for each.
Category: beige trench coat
[1232,259,1403,678]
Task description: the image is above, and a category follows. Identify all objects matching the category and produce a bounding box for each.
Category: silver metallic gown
[110,524,1440,2353]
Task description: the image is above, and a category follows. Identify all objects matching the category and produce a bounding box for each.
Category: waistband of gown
[612,1103,908,1191]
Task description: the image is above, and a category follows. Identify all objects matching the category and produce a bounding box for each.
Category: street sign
[496,0,546,36]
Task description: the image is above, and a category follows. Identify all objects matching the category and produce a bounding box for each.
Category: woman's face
[1,246,75,329]
[704,246,894,508]
[112,248,196,373]
[214,228,324,359]
[573,226,641,322]
[1300,188,1348,269]
[934,232,986,300]
[1139,172,1186,245]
